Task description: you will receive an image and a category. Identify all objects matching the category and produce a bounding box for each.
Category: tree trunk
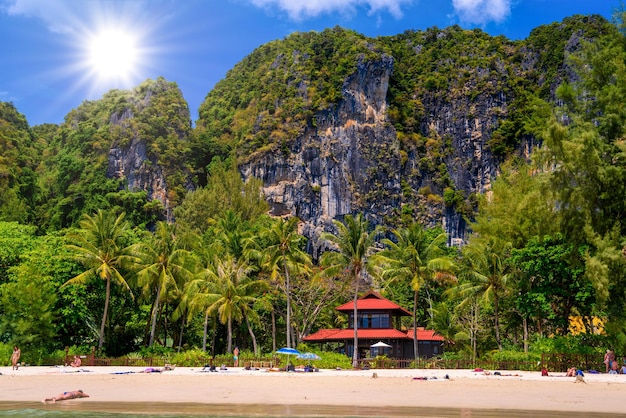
[412,289,419,367]
[494,293,501,350]
[522,316,529,353]
[202,310,209,352]
[149,286,162,347]
[99,277,111,350]
[352,280,359,369]
[271,309,276,352]
[227,315,233,354]
[283,254,292,348]
[177,316,185,353]
[211,321,217,357]
[245,314,258,355]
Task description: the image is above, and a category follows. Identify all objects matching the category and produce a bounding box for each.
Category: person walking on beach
[233,346,240,367]
[11,346,20,370]
[42,389,89,403]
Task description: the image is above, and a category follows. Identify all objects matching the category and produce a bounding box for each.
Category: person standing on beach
[233,346,239,367]
[11,346,20,370]
[604,349,615,373]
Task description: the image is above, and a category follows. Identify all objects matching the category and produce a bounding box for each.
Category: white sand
[1,365,625,414]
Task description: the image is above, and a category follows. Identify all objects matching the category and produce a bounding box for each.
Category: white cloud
[248,0,413,20]
[1,0,75,32]
[451,0,511,26]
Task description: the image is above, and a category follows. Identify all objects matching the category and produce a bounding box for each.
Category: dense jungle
[0,11,624,366]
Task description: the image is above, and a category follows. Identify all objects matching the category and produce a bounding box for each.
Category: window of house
[349,313,391,328]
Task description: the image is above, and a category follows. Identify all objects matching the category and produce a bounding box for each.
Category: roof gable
[336,290,411,316]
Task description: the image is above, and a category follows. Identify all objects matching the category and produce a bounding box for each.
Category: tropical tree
[319,213,379,368]
[211,210,251,260]
[63,210,134,350]
[131,221,194,347]
[199,256,267,355]
[254,216,311,348]
[456,236,512,351]
[375,223,455,363]
[291,266,350,343]
[428,301,466,352]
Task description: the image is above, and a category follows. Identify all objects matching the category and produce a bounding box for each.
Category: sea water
[0,402,624,417]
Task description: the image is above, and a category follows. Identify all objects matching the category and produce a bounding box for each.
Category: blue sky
[0,0,616,126]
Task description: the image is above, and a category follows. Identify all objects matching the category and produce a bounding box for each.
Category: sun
[87,28,139,83]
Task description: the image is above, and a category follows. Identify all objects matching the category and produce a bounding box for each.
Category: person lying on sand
[42,390,89,403]
[140,364,175,373]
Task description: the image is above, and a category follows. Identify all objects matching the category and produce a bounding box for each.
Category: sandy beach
[1,365,625,416]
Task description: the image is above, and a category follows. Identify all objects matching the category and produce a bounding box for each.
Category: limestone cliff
[227,18,611,251]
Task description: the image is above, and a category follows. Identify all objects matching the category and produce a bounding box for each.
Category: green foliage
[487,349,541,363]
[196,27,384,161]
[531,335,608,356]
[0,264,58,350]
[174,158,268,233]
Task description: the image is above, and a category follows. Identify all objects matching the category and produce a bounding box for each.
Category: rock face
[107,137,170,215]
[234,19,608,251]
[242,55,403,255]
[241,53,485,252]
[103,78,192,220]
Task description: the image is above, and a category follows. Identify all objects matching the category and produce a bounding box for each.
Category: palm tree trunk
[283,254,291,348]
[244,314,258,355]
[413,289,419,367]
[99,277,111,350]
[522,316,529,353]
[203,310,209,352]
[177,316,185,353]
[494,294,501,350]
[352,280,359,369]
[211,320,217,357]
[149,286,161,347]
[271,309,276,352]
[227,315,233,354]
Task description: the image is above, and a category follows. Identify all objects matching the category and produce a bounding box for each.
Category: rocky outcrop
[242,55,404,255]
[104,78,192,220]
[237,20,606,250]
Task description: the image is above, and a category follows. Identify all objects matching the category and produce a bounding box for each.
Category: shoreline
[2,366,625,415]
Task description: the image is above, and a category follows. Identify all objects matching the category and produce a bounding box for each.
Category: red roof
[303,328,411,342]
[303,327,445,342]
[406,328,445,342]
[335,290,412,316]
[301,290,445,344]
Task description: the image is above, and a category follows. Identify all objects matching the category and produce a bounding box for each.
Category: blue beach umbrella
[276,347,300,366]
[296,352,321,361]
[276,347,300,355]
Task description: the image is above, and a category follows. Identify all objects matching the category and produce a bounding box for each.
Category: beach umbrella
[276,347,300,355]
[370,341,391,356]
[296,352,321,361]
[276,347,300,368]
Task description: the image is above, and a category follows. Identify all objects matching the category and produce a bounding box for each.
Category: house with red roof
[302,290,445,360]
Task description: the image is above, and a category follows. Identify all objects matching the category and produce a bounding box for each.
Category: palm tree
[319,213,378,368]
[457,236,512,351]
[63,210,133,350]
[182,257,219,353]
[195,255,267,354]
[375,223,455,364]
[131,221,194,347]
[211,210,250,260]
[255,216,311,348]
